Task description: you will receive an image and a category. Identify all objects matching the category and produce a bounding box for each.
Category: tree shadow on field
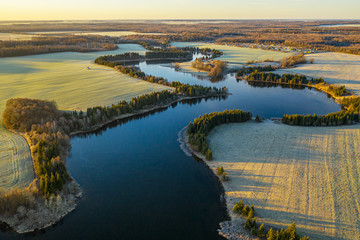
[247,207,353,240]
[217,122,360,239]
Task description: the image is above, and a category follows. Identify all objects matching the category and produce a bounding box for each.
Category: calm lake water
[0,47,341,240]
[318,24,360,28]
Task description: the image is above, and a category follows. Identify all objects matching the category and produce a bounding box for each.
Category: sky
[1,0,359,20]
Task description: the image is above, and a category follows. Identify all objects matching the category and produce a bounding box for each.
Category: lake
[318,24,360,28]
[0,45,341,240]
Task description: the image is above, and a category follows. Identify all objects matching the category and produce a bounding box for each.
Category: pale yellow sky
[1,0,359,20]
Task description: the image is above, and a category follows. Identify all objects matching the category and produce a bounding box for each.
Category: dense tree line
[2,99,70,198]
[282,111,359,126]
[341,97,360,112]
[246,71,325,86]
[187,110,251,160]
[145,49,192,59]
[239,68,349,98]
[236,65,276,77]
[327,85,348,97]
[95,52,143,62]
[63,84,227,134]
[0,36,117,57]
[95,49,193,64]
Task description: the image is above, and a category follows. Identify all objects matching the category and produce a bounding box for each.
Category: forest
[145,49,192,59]
[94,49,193,65]
[282,111,359,126]
[341,97,360,112]
[2,20,360,56]
[245,71,325,86]
[0,36,117,57]
[236,65,276,77]
[187,110,252,160]
[2,99,70,198]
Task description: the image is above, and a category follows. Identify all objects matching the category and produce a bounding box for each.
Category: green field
[171,42,292,64]
[0,44,172,192]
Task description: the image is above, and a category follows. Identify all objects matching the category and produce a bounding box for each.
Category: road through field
[208,121,360,240]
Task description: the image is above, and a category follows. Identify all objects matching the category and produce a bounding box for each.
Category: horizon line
[1,18,360,22]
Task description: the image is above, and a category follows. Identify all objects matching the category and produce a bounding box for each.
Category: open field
[0,125,34,193]
[276,52,360,96]
[171,42,292,64]
[0,44,171,192]
[75,31,164,36]
[0,43,168,114]
[207,121,360,240]
[27,31,161,36]
[0,33,36,41]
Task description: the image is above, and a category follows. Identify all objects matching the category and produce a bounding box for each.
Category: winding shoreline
[179,127,256,240]
[69,93,230,136]
[0,93,229,234]
[235,76,356,104]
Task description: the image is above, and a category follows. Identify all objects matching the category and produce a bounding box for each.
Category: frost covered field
[171,42,292,64]
[207,121,360,240]
[276,52,360,96]
[0,125,34,192]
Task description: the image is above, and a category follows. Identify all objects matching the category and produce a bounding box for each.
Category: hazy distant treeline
[0,36,117,57]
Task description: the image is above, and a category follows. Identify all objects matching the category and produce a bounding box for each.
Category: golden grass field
[0,44,169,114]
[276,52,360,96]
[0,124,34,192]
[171,42,292,64]
[0,44,172,192]
[207,120,360,240]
